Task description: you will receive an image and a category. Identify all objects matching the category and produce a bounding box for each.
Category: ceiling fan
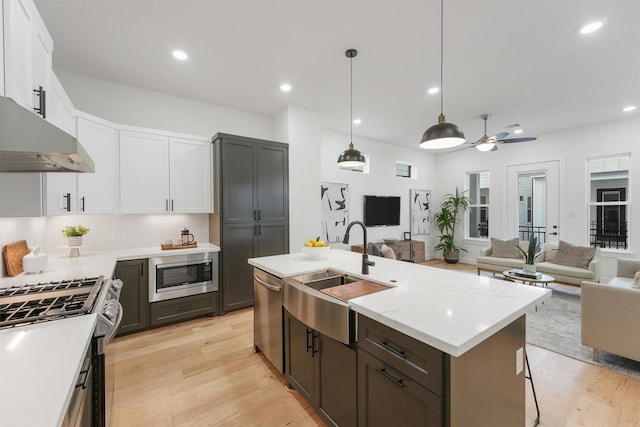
[453,113,537,152]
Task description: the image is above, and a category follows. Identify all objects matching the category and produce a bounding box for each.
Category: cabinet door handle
[75,365,92,389]
[171,199,174,211]
[63,193,71,212]
[140,262,144,277]
[253,210,257,220]
[33,86,46,118]
[165,199,169,211]
[257,225,261,235]
[306,328,313,353]
[257,210,261,220]
[312,331,319,356]
[80,196,85,212]
[375,367,405,388]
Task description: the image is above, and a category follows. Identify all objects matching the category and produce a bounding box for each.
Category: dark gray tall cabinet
[213,133,289,314]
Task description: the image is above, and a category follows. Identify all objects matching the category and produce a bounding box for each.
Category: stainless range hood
[0,95,95,172]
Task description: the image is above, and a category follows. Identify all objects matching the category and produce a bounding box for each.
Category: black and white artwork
[410,189,431,235]
[321,183,349,242]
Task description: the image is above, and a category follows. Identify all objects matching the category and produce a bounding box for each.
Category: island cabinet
[285,310,357,427]
[114,259,150,336]
[357,314,526,427]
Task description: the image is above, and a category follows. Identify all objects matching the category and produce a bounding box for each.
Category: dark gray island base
[285,310,526,427]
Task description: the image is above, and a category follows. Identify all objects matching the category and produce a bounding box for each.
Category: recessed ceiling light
[513,129,523,134]
[622,105,637,112]
[427,87,440,95]
[172,50,188,61]
[353,118,362,125]
[280,83,292,92]
[579,21,603,34]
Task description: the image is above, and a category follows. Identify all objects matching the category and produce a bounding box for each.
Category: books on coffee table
[509,269,542,279]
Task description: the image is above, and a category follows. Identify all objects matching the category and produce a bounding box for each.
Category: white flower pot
[523,263,536,273]
[67,236,83,247]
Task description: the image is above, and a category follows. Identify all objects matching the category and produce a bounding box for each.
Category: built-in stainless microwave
[149,252,218,302]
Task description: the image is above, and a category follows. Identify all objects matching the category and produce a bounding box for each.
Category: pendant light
[419,0,465,149]
[337,49,366,167]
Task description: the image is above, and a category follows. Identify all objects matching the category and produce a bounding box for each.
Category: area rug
[526,284,640,380]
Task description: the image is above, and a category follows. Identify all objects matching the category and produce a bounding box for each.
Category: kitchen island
[249,249,551,427]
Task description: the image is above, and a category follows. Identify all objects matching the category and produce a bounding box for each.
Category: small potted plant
[515,234,541,272]
[62,225,89,247]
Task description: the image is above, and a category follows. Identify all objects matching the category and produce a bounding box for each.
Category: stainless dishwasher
[253,267,284,373]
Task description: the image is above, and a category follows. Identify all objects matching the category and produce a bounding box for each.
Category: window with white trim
[467,171,490,239]
[588,155,630,250]
[395,161,416,179]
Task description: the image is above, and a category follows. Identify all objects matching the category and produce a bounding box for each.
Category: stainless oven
[149,252,218,302]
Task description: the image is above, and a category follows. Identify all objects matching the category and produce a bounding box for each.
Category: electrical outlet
[515,347,524,375]
[111,232,120,242]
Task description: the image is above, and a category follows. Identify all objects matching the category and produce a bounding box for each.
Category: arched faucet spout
[343,221,375,274]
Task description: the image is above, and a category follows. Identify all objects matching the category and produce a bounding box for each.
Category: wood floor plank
[107,262,640,426]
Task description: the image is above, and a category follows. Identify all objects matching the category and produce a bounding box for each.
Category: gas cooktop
[0,277,104,329]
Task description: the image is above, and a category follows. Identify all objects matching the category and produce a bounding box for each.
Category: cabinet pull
[257,210,262,220]
[171,199,174,211]
[63,193,71,212]
[75,365,92,390]
[253,210,257,220]
[306,328,313,353]
[375,367,405,388]
[140,262,144,277]
[80,196,85,212]
[368,338,406,359]
[312,331,319,356]
[165,199,169,211]
[257,225,261,235]
[33,86,46,118]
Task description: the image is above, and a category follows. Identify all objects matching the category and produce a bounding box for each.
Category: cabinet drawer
[357,314,443,395]
[150,292,217,326]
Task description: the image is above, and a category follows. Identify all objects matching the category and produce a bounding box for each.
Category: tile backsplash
[0,214,209,277]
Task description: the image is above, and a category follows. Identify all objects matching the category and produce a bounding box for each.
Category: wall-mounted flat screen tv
[363,195,401,227]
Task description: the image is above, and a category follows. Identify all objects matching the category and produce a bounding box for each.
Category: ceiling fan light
[420,115,466,149]
[476,141,495,152]
[338,143,366,167]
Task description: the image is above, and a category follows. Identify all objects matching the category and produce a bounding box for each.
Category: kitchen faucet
[343,220,375,274]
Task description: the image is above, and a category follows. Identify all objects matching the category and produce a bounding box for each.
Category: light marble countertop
[0,242,220,425]
[0,314,97,427]
[249,249,551,357]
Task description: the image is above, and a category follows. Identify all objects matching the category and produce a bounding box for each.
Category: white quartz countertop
[0,243,220,289]
[249,249,551,357]
[0,315,97,427]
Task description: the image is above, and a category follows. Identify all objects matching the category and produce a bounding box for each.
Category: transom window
[467,171,490,239]
[588,155,630,250]
[395,161,416,179]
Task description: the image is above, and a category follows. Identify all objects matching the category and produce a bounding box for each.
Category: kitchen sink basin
[284,270,373,344]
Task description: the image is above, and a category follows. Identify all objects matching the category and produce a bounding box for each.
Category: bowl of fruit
[302,237,330,260]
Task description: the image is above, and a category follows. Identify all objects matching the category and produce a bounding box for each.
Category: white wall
[321,130,438,256]
[57,71,273,140]
[435,116,640,279]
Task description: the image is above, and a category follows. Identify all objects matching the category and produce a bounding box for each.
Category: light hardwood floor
[107,262,640,426]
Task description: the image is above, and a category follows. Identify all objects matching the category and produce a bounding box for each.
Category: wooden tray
[320,280,389,302]
[161,241,198,250]
[3,240,30,276]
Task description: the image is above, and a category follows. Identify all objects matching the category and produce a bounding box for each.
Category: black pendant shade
[419,114,465,149]
[337,48,365,167]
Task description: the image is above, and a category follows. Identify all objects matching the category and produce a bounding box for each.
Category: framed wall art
[321,182,350,242]
[410,189,431,235]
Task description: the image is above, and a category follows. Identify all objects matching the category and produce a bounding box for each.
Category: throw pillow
[380,244,396,260]
[490,237,521,259]
[632,272,640,289]
[554,240,596,269]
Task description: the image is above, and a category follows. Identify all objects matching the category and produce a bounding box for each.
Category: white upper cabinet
[119,130,171,214]
[44,114,117,215]
[170,137,212,213]
[47,72,77,137]
[119,130,212,214]
[3,0,53,118]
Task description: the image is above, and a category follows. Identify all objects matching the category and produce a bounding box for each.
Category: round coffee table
[502,270,555,287]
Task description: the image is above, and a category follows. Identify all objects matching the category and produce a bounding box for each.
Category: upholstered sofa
[581,259,640,362]
[477,239,600,285]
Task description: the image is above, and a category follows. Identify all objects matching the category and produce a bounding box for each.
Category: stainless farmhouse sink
[283,270,391,345]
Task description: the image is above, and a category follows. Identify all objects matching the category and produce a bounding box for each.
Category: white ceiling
[34,0,640,148]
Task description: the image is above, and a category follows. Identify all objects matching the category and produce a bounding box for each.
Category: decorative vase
[67,236,83,247]
[523,263,536,273]
[444,249,459,264]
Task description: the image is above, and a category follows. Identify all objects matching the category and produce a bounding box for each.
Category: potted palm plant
[515,234,541,272]
[433,188,469,264]
[62,225,89,247]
